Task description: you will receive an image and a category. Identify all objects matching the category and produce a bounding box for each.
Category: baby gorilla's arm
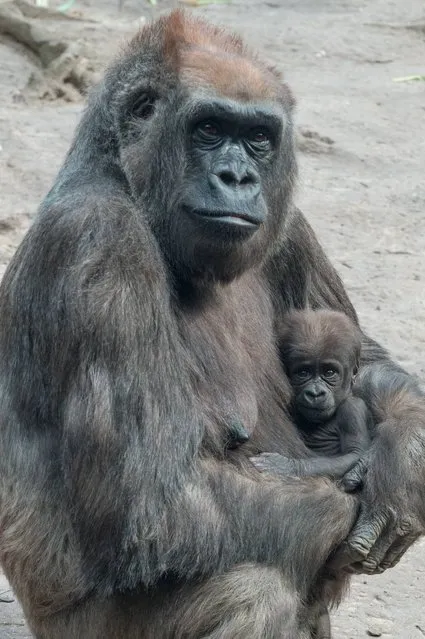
[251,451,359,479]
[337,396,371,455]
[252,396,371,479]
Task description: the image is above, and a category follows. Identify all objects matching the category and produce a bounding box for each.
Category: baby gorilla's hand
[250,453,300,477]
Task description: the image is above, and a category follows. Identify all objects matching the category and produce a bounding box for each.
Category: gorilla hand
[251,453,302,477]
[331,418,425,574]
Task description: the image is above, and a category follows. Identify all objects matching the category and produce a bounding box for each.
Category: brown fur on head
[280,309,362,375]
[128,10,295,107]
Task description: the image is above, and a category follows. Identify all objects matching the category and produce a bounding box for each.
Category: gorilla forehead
[282,310,361,365]
[110,9,293,112]
[179,47,282,103]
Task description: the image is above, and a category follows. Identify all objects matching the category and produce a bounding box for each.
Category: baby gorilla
[251,309,372,639]
[252,309,372,638]
[253,309,372,480]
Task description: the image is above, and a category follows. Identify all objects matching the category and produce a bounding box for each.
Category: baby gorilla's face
[288,357,352,423]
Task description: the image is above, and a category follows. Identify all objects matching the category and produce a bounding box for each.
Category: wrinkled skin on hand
[251,453,304,477]
[330,418,425,575]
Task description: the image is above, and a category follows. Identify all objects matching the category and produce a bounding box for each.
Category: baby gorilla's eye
[295,369,310,380]
[323,368,338,379]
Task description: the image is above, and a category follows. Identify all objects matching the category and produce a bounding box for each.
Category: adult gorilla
[0,11,424,639]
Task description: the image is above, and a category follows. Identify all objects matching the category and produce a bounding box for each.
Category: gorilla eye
[249,128,270,144]
[197,120,221,139]
[323,368,338,379]
[132,93,156,120]
[294,369,310,381]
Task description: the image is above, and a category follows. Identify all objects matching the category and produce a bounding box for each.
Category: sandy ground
[0,0,424,636]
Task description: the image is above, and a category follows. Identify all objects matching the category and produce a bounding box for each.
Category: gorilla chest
[177,287,277,435]
[302,420,342,456]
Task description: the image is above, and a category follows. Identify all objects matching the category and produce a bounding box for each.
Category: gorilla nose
[216,169,258,188]
[304,387,326,404]
[204,169,265,227]
[210,170,260,197]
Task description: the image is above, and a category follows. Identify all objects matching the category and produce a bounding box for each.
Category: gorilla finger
[360,528,399,574]
[379,532,421,572]
[361,516,420,574]
[250,457,268,471]
[328,541,365,570]
[341,460,366,492]
[343,509,389,565]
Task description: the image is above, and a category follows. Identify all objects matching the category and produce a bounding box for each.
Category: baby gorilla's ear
[352,339,362,381]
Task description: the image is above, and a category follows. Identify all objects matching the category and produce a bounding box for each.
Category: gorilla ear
[132,93,157,120]
[352,339,362,380]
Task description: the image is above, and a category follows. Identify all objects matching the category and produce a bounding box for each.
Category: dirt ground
[0,0,424,636]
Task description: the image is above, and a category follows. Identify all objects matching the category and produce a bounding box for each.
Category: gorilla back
[0,11,361,639]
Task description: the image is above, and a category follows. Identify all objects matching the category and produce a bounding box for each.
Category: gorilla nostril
[218,171,237,186]
[240,174,254,186]
[216,170,257,188]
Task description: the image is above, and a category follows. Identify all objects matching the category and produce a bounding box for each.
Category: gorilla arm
[251,396,371,479]
[266,206,425,574]
[337,361,425,574]
[0,193,356,608]
[251,450,361,480]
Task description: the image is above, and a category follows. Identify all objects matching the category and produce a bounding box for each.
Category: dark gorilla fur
[0,10,424,639]
[253,309,372,481]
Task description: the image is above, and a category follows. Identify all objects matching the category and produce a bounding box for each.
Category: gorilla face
[288,359,351,424]
[181,101,280,237]
[176,97,291,280]
[115,65,295,283]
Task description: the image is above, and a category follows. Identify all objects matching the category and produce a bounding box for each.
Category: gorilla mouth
[300,403,332,412]
[298,402,334,416]
[189,208,262,228]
